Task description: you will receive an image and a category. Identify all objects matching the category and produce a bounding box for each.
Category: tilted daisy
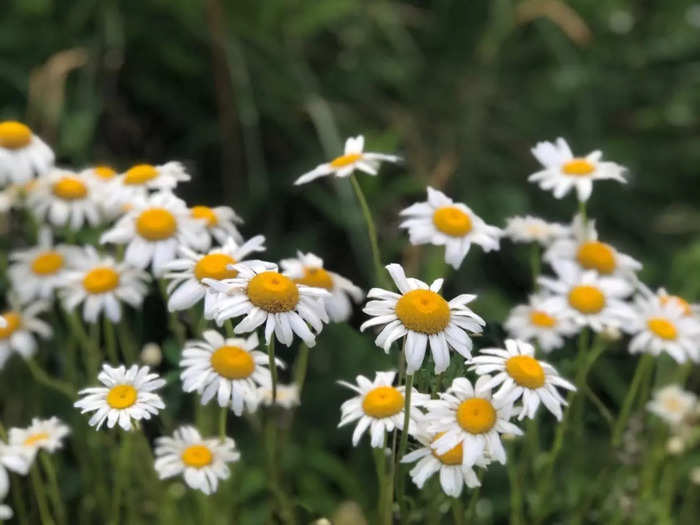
[399,187,502,269]
[100,191,208,275]
[656,288,699,318]
[425,376,522,466]
[504,294,578,352]
[8,417,70,459]
[361,263,484,374]
[0,120,54,185]
[529,137,626,202]
[0,301,52,370]
[205,260,330,347]
[469,339,576,420]
[338,371,429,448]
[646,384,697,426]
[106,162,190,208]
[180,330,280,416]
[294,135,400,185]
[190,205,244,246]
[504,215,569,246]
[280,251,363,323]
[80,165,122,218]
[58,246,150,324]
[74,363,165,431]
[154,426,239,495]
[258,383,300,409]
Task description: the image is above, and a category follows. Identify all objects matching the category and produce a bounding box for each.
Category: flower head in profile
[8,417,70,459]
[0,300,52,370]
[189,205,244,247]
[258,383,301,409]
[646,384,697,426]
[504,215,569,246]
[0,120,54,185]
[106,162,190,209]
[504,294,579,352]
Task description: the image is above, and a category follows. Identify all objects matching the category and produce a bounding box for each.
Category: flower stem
[116,320,137,364]
[578,199,587,225]
[30,463,55,525]
[530,243,541,289]
[103,316,118,364]
[452,497,465,525]
[219,406,228,440]
[267,338,277,402]
[396,373,413,521]
[611,353,654,447]
[25,358,76,400]
[294,342,310,396]
[40,453,66,525]
[224,319,234,337]
[349,173,386,286]
[373,434,388,523]
[158,279,186,346]
[110,431,132,525]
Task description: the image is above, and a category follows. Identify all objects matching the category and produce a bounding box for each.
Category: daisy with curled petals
[27,169,102,229]
[425,376,521,466]
[646,384,697,426]
[205,260,330,348]
[190,205,244,246]
[0,301,52,370]
[106,162,190,208]
[294,135,400,185]
[100,191,208,276]
[58,246,150,324]
[399,187,502,269]
[338,371,429,448]
[504,294,578,353]
[504,215,569,246]
[154,425,239,495]
[469,339,576,420]
[74,363,165,431]
[8,417,70,459]
[529,137,626,202]
[280,251,363,323]
[0,120,54,185]
[164,235,265,316]
[361,263,484,374]
[180,330,280,416]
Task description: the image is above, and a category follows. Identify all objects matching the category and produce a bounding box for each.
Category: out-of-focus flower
[647,384,696,426]
[0,120,54,185]
[0,300,52,370]
[504,215,569,246]
[504,294,578,352]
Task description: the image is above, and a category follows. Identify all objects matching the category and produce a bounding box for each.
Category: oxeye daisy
[100,191,208,275]
[57,246,150,324]
[294,135,400,185]
[646,384,697,426]
[107,162,190,208]
[529,137,626,202]
[280,251,363,323]
[0,120,54,185]
[338,371,429,448]
[504,294,578,352]
[425,376,522,466]
[361,263,484,374]
[8,417,70,459]
[205,260,330,348]
[189,205,244,247]
[154,426,240,495]
[656,289,698,318]
[0,441,32,518]
[180,330,280,416]
[258,383,301,409]
[164,235,265,316]
[0,301,52,370]
[468,339,576,420]
[504,215,569,246]
[399,187,502,269]
[81,165,117,184]
[74,363,165,431]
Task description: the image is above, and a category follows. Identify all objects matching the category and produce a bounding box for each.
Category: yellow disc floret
[529,310,556,328]
[83,267,120,294]
[0,121,32,149]
[93,166,116,180]
[136,208,177,240]
[294,267,334,290]
[576,241,616,274]
[52,177,88,200]
[190,205,218,226]
[362,386,404,418]
[181,444,213,468]
[647,317,678,340]
[31,251,64,275]
[562,158,595,176]
[194,254,238,282]
[0,312,21,339]
[431,432,463,465]
[210,345,255,379]
[568,285,606,314]
[395,289,450,334]
[23,433,50,447]
[506,355,546,389]
[124,164,158,185]
[330,153,362,168]
[456,398,497,434]
[247,271,299,313]
[106,385,137,409]
[432,206,472,237]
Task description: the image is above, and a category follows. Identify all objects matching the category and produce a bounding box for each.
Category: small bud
[140,342,162,366]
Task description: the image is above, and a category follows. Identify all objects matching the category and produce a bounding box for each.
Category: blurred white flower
[0,120,54,185]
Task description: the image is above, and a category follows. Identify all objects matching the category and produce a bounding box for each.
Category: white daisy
[189,205,244,246]
[8,417,70,459]
[0,121,54,185]
[529,137,627,202]
[646,384,697,426]
[0,301,52,370]
[399,187,502,269]
[338,371,429,448]
[294,135,400,185]
[0,440,32,520]
[360,263,484,374]
[80,165,122,218]
[280,251,363,323]
[100,191,208,276]
[656,288,699,318]
[74,363,166,431]
[106,162,190,209]
[468,339,576,420]
[154,425,239,495]
[81,165,117,184]
[0,183,25,213]
[504,294,579,352]
[503,215,569,246]
[205,260,330,348]
[258,383,300,409]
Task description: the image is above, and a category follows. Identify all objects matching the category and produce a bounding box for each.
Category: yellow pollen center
[52,177,88,200]
[431,432,463,465]
[576,241,616,274]
[0,312,21,339]
[362,386,404,418]
[456,398,497,434]
[661,295,692,316]
[31,251,64,275]
[210,345,255,379]
[663,398,683,413]
[562,158,595,176]
[330,153,362,168]
[23,432,50,447]
[647,317,677,340]
[432,206,472,237]
[294,267,334,290]
[194,254,238,282]
[93,165,116,179]
[83,267,120,294]
[0,121,32,149]
[136,208,177,240]
[124,164,158,185]
[181,445,213,468]
[247,272,299,313]
[568,285,606,314]
[395,289,450,334]
[190,205,218,226]
[106,384,137,409]
[506,355,546,389]
[530,310,556,328]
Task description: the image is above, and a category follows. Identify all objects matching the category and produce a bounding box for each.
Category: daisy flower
[294,135,400,185]
[504,215,569,246]
[106,162,190,208]
[425,376,522,466]
[657,289,698,318]
[190,205,244,246]
[180,330,280,416]
[58,246,150,323]
[258,383,301,409]
[280,251,363,322]
[504,294,579,352]
[361,263,484,374]
[468,339,576,420]
[338,371,429,448]
[154,426,239,495]
[164,235,265,316]
[646,384,697,426]
[0,183,25,213]
[205,260,330,348]
[0,301,52,370]
[74,363,166,431]
[8,417,70,459]
[399,187,502,269]
[100,191,208,275]
[0,120,54,185]
[81,165,117,184]
[0,441,32,520]
[529,137,626,202]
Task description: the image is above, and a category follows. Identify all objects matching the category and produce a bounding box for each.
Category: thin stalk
[30,464,55,525]
[373,435,388,524]
[224,319,234,337]
[611,354,654,447]
[267,338,277,402]
[116,320,137,364]
[158,280,186,345]
[219,407,228,440]
[465,471,484,520]
[11,473,29,525]
[349,173,386,286]
[529,243,541,289]
[110,432,132,525]
[452,497,464,525]
[25,359,76,400]
[397,373,414,522]
[293,342,310,396]
[507,443,523,525]
[103,316,118,364]
[40,453,66,525]
[578,199,587,225]
[64,311,99,377]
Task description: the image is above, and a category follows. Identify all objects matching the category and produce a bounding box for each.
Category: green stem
[158,280,186,346]
[30,464,55,525]
[116,320,137,364]
[452,497,465,525]
[373,435,388,524]
[349,173,386,286]
[530,243,541,289]
[267,338,277,402]
[397,374,413,522]
[611,354,654,447]
[293,342,310,396]
[103,316,118,364]
[224,319,234,337]
[64,311,99,377]
[578,199,587,225]
[465,471,484,520]
[24,359,76,400]
[11,473,29,525]
[40,453,66,525]
[110,432,132,525]
[219,407,228,440]
[507,443,523,525]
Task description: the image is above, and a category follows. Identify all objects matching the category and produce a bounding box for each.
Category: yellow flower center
[529,310,556,328]
[93,165,116,180]
[505,355,545,389]
[660,295,692,316]
[23,432,50,447]
[83,267,120,294]
[432,206,472,237]
[395,289,450,334]
[330,153,362,168]
[247,271,299,313]
[181,444,213,468]
[194,254,238,282]
[568,285,606,314]
[294,267,334,290]
[663,397,683,413]
[31,251,64,275]
[562,158,595,176]
[362,386,404,418]
[190,205,218,226]
[0,121,32,149]
[52,177,88,200]
[647,317,677,341]
[136,208,177,240]
[210,345,255,379]
[106,384,138,409]
[576,241,616,274]
[456,398,497,434]
[0,312,21,339]
[431,432,463,465]
[124,164,158,185]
